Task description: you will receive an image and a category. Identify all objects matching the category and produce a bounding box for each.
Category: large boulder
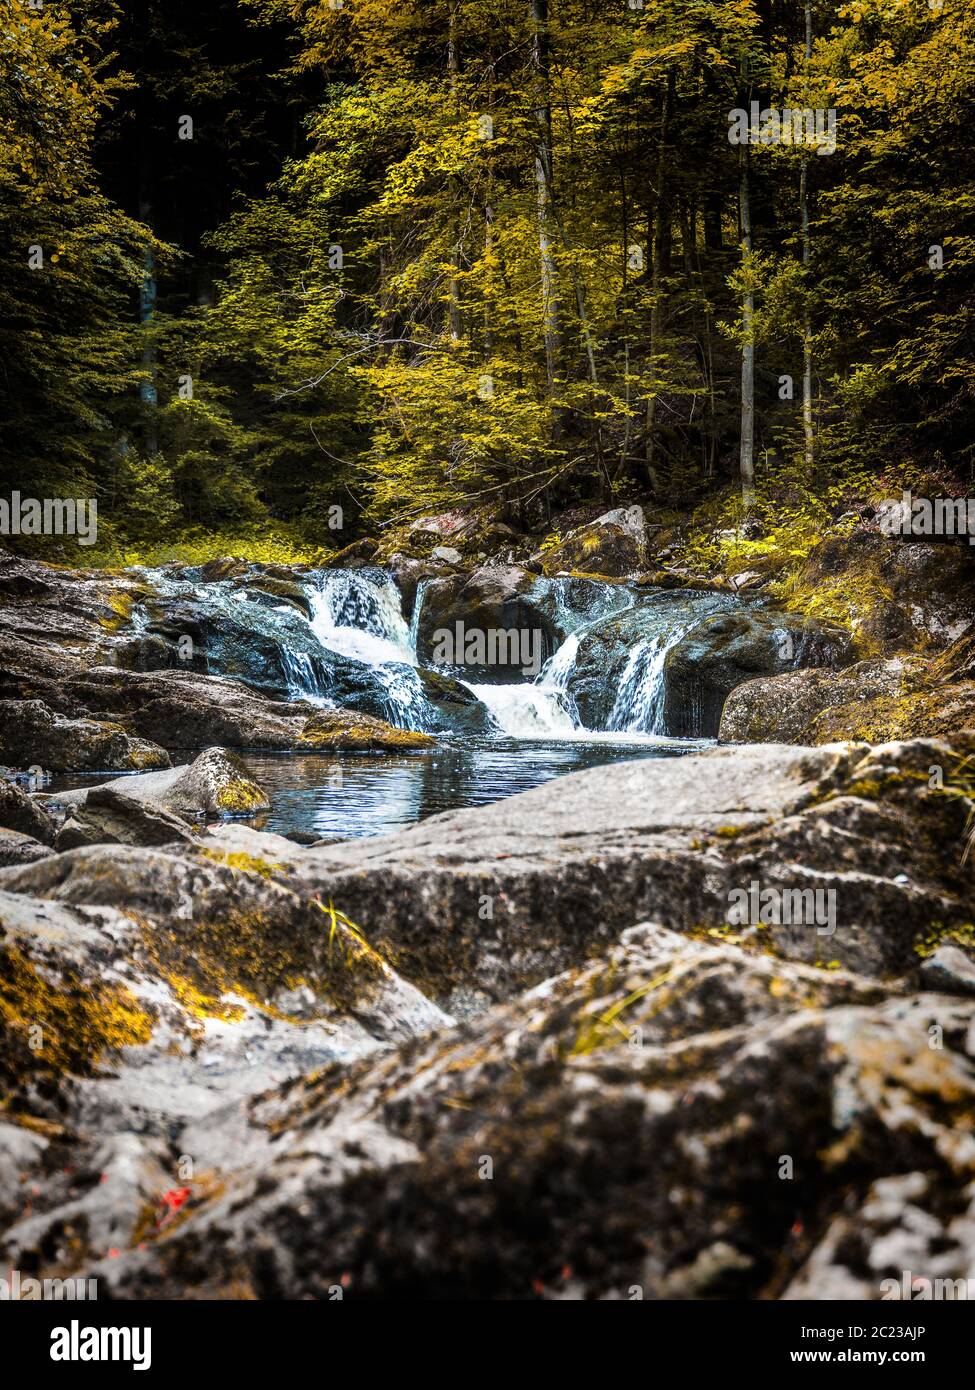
[297,708,435,751]
[415,565,559,683]
[661,608,852,738]
[48,747,270,821]
[83,925,975,1301]
[0,778,55,843]
[0,837,447,1265]
[0,698,170,773]
[278,735,974,1004]
[792,532,975,655]
[720,656,975,745]
[1,733,974,1299]
[565,590,733,730]
[536,506,648,579]
[0,829,54,867]
[54,786,198,850]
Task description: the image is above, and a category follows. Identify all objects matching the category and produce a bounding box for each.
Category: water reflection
[239,735,704,840]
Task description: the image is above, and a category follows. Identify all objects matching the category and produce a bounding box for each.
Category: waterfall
[464,632,581,737]
[608,620,698,734]
[139,562,731,744]
[304,570,431,730]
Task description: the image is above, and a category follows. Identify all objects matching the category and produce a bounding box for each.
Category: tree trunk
[138,188,158,457]
[447,1,462,343]
[645,71,674,493]
[530,0,562,401]
[739,143,755,508]
[800,0,815,473]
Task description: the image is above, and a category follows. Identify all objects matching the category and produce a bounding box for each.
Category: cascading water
[304,570,432,730]
[138,563,728,744]
[609,621,696,734]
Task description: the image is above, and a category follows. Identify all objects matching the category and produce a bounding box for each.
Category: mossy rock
[299,709,435,751]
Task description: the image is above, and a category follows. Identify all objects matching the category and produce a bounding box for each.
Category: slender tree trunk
[447,1,462,342]
[530,0,562,402]
[645,71,674,493]
[739,142,755,508]
[138,186,158,457]
[800,0,815,473]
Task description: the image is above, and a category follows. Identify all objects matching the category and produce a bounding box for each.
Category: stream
[55,564,801,839]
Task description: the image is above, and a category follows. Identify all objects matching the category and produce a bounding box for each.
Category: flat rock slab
[287,737,972,1001]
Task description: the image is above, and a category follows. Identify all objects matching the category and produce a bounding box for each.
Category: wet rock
[415,564,559,682]
[298,708,435,751]
[415,668,495,734]
[662,608,852,738]
[719,656,975,745]
[0,698,170,774]
[54,786,198,850]
[566,590,733,730]
[0,777,55,843]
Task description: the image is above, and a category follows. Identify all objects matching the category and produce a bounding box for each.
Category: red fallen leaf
[532,1278,545,1295]
[791,1219,804,1238]
[156,1186,192,1228]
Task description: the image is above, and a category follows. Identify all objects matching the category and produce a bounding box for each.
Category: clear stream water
[53,567,727,840]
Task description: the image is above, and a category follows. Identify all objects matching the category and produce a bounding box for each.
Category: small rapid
[138,563,729,743]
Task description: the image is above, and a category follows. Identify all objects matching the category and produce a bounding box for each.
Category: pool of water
[49,734,708,842]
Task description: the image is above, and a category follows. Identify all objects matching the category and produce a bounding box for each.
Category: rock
[0,828,54,867]
[662,608,852,738]
[54,786,198,850]
[0,835,448,1271]
[381,553,439,621]
[49,747,270,821]
[322,538,380,568]
[0,778,55,843]
[75,924,975,1300]
[297,708,435,751]
[920,944,975,996]
[415,668,496,734]
[537,517,644,578]
[61,667,321,751]
[793,532,975,655]
[566,591,734,730]
[279,736,973,1002]
[0,698,170,773]
[415,565,559,682]
[430,546,462,566]
[719,656,975,745]
[2,735,975,1300]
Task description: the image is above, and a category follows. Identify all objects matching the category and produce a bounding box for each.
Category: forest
[2,0,973,556]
